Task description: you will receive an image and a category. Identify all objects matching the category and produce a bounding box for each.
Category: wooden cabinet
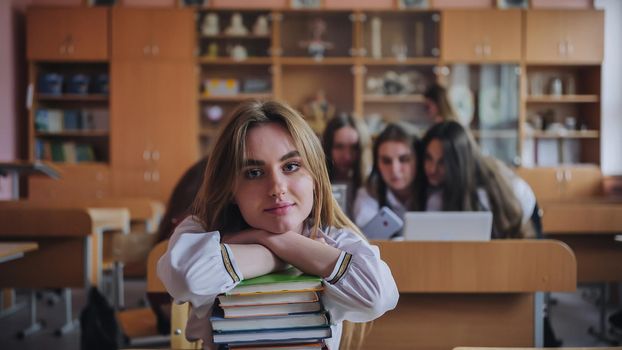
[27,7,109,61]
[112,8,195,61]
[441,10,522,62]
[28,164,111,200]
[111,62,197,201]
[516,165,603,201]
[525,10,604,63]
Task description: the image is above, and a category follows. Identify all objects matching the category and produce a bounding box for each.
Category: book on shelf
[220,301,322,319]
[212,325,331,345]
[62,142,77,163]
[211,312,329,332]
[50,142,65,162]
[218,291,319,307]
[227,268,323,296]
[63,110,81,130]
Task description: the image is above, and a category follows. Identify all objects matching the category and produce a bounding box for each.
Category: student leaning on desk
[417,120,537,239]
[157,100,398,349]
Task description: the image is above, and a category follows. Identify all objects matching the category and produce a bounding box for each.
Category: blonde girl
[157,100,399,349]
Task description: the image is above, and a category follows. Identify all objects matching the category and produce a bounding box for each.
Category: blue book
[35,109,48,131]
[63,110,81,130]
[211,312,329,333]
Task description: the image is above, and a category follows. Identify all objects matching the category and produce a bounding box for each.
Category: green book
[227,268,323,296]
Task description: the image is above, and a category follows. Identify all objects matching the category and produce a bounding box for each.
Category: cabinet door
[525,10,604,63]
[112,8,153,60]
[112,8,195,61]
[151,9,196,61]
[111,61,157,197]
[561,165,603,197]
[515,167,563,201]
[150,62,198,201]
[442,10,521,62]
[28,164,111,200]
[27,7,108,61]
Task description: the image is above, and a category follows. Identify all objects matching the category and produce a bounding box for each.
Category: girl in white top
[352,123,420,230]
[157,100,399,349]
[420,121,536,238]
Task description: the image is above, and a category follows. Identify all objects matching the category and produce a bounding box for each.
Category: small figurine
[299,18,334,60]
[230,44,248,62]
[204,105,224,123]
[201,13,219,37]
[206,42,219,58]
[225,12,248,36]
[302,90,336,134]
[371,16,382,59]
[392,43,408,61]
[253,15,270,36]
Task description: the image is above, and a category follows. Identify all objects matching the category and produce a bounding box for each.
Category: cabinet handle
[152,150,160,161]
[563,169,572,182]
[474,44,483,57]
[144,171,152,181]
[66,45,75,54]
[143,150,151,160]
[152,45,160,55]
[143,46,152,56]
[59,45,67,55]
[566,40,574,55]
[558,41,566,57]
[556,169,564,182]
[483,44,491,57]
[152,170,160,182]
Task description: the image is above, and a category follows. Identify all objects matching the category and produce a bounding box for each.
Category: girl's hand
[221,229,270,245]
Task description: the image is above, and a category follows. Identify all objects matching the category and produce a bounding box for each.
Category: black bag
[80,287,128,350]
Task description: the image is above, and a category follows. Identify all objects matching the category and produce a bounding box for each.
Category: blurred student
[352,123,420,229]
[423,83,458,124]
[418,121,535,238]
[322,113,372,217]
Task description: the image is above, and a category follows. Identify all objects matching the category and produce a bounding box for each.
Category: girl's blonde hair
[191,99,369,348]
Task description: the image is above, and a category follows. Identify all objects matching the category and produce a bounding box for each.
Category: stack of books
[211,267,331,349]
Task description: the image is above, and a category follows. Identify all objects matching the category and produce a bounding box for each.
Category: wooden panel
[112,8,153,60]
[0,206,92,237]
[28,163,111,200]
[363,294,534,350]
[541,201,622,233]
[27,7,108,61]
[151,9,195,61]
[525,10,604,63]
[147,240,167,293]
[550,235,622,283]
[515,166,602,201]
[373,240,576,292]
[441,10,521,62]
[562,165,603,197]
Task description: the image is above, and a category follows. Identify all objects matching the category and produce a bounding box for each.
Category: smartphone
[361,206,404,240]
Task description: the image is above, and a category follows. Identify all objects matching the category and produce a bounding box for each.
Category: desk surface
[0,242,38,264]
[0,160,60,179]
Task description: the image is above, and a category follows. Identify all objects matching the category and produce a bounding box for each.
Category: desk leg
[534,291,544,347]
[0,288,26,319]
[587,283,620,346]
[54,289,79,336]
[17,291,43,338]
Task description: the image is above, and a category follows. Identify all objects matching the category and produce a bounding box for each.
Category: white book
[218,291,319,307]
[222,301,321,318]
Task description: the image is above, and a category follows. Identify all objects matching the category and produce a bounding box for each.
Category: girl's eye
[244,168,263,179]
[283,162,301,173]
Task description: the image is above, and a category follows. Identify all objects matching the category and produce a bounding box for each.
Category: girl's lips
[264,203,295,215]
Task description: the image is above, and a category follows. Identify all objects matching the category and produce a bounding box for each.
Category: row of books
[35,108,109,133]
[35,140,98,163]
[211,267,330,349]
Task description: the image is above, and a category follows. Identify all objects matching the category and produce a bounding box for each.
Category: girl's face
[425,98,439,120]
[377,141,416,193]
[424,138,446,187]
[331,126,359,177]
[233,123,314,234]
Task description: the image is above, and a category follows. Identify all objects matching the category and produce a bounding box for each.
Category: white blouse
[352,187,408,228]
[157,216,399,350]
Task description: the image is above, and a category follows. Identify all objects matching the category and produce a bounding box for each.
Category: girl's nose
[269,172,287,198]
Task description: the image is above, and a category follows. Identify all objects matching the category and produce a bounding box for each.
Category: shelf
[471,130,517,139]
[360,57,439,66]
[199,93,272,102]
[199,128,219,137]
[199,34,271,40]
[36,131,109,137]
[525,95,599,103]
[363,94,425,103]
[279,57,354,65]
[37,94,109,102]
[198,57,273,65]
[525,130,600,139]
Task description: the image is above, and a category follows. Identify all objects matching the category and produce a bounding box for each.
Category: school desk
[0,160,60,199]
[364,240,576,350]
[0,242,38,264]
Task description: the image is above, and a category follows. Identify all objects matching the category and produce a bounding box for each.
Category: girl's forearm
[228,243,286,279]
[261,231,341,278]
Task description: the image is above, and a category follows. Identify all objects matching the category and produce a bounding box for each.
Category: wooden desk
[541,198,622,283]
[0,242,38,264]
[363,240,576,350]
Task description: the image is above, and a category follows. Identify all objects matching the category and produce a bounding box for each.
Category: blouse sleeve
[352,187,380,228]
[319,228,399,323]
[156,216,244,318]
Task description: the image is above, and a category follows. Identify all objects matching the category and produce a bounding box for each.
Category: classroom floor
[0,283,620,350]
